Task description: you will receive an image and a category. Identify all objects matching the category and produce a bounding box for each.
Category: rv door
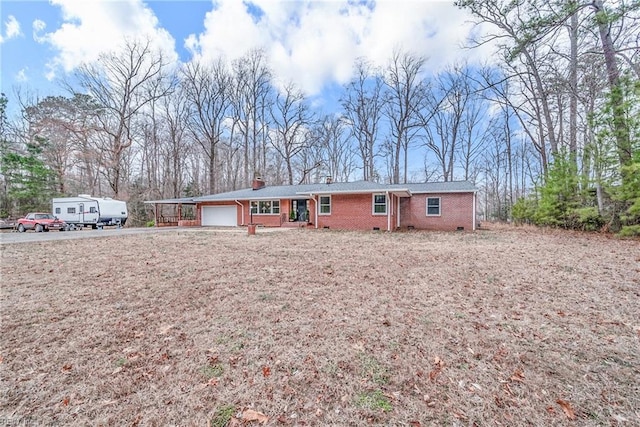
[83,202,100,224]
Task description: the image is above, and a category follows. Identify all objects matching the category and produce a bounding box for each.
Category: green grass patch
[201,364,224,379]
[359,353,389,385]
[258,292,275,301]
[356,390,392,412]
[210,404,236,427]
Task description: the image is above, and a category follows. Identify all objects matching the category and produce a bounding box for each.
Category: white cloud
[38,0,178,79]
[33,19,47,43]
[187,0,490,96]
[1,15,22,44]
[16,68,29,83]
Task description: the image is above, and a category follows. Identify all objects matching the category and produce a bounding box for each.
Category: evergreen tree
[534,152,580,228]
[0,93,12,217]
[1,136,57,214]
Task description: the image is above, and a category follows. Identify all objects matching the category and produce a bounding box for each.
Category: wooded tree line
[1,0,638,233]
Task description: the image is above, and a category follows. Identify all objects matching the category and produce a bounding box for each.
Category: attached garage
[201,205,238,227]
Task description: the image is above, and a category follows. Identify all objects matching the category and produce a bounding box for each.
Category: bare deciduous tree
[341,58,384,181]
[74,38,171,198]
[182,59,233,193]
[269,82,313,185]
[383,49,428,184]
[231,49,274,187]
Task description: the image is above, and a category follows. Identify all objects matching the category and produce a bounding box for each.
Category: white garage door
[201,205,238,226]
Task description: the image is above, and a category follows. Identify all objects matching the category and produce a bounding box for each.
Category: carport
[144,197,198,227]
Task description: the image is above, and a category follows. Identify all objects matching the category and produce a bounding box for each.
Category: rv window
[55,208,61,214]
[89,207,97,213]
[67,207,76,214]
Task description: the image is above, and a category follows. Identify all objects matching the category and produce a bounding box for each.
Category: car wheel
[35,224,43,232]
[17,224,25,232]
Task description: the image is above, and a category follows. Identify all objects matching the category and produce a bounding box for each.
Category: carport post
[154,204,159,227]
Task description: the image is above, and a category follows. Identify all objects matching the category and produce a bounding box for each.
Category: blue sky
[1,0,492,119]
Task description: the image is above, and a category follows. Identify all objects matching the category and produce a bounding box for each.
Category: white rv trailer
[52,195,128,229]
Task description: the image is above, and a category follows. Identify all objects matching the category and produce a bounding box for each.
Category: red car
[16,212,67,232]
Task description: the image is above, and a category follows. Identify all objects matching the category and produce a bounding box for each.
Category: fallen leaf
[410,421,422,427]
[62,364,72,371]
[510,368,525,383]
[556,399,576,420]
[130,414,141,427]
[429,356,443,381]
[429,365,442,381]
[241,409,268,424]
[262,366,271,377]
[62,396,70,406]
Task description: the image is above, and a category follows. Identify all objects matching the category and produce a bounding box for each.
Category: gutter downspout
[397,195,401,229]
[472,192,476,230]
[386,191,391,232]
[309,194,318,229]
[235,200,244,225]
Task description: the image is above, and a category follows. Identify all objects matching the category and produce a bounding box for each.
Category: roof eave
[409,189,477,194]
[297,188,411,196]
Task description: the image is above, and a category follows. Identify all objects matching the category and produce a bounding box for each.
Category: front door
[295,199,308,222]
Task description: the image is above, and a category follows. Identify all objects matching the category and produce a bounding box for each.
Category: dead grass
[1,225,639,426]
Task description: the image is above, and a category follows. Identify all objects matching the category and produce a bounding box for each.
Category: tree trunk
[592,0,632,167]
[568,10,578,160]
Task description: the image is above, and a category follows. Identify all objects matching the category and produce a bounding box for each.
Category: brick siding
[399,192,475,231]
[315,193,395,231]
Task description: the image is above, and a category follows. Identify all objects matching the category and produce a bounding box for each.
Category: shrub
[511,197,536,225]
[618,224,640,237]
[570,207,605,231]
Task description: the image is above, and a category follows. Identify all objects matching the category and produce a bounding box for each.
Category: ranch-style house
[146,178,478,232]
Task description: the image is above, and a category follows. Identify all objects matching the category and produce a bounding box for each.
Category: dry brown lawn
[1,224,639,426]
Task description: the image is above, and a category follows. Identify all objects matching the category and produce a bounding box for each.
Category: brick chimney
[252,177,266,190]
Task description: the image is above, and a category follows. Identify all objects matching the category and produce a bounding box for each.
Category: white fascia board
[409,189,477,194]
[297,188,411,196]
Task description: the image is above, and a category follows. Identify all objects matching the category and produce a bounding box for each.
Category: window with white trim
[67,207,76,214]
[426,197,441,216]
[319,195,331,215]
[372,193,387,214]
[55,207,61,214]
[251,200,280,215]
